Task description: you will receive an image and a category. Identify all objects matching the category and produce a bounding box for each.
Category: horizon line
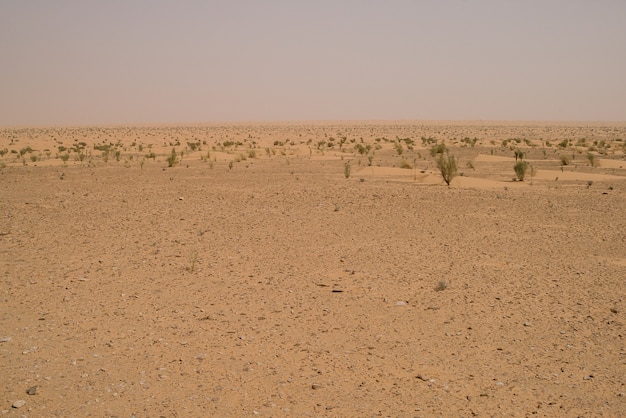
[2,118,626,129]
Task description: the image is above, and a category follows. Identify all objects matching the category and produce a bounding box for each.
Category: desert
[1,121,625,417]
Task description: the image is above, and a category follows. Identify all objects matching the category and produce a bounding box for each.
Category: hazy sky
[1,1,625,125]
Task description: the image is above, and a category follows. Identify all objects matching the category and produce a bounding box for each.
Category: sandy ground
[1,122,626,416]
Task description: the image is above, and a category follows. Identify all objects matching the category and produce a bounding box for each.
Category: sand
[1,121,625,416]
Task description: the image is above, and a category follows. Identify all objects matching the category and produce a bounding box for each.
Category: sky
[1,1,625,126]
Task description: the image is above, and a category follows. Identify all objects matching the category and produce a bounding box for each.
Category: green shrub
[430,143,448,157]
[586,153,598,167]
[436,154,458,186]
[514,160,529,181]
[167,148,177,167]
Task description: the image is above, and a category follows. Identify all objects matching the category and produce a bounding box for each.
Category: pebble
[0,336,11,343]
[26,386,38,395]
[12,400,25,409]
[311,383,322,390]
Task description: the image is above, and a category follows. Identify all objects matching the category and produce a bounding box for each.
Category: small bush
[436,154,458,186]
[435,280,448,291]
[559,154,570,166]
[167,148,177,167]
[344,161,351,178]
[586,153,598,167]
[430,143,448,157]
[399,160,412,169]
[514,160,529,181]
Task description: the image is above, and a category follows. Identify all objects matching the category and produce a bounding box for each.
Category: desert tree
[436,153,458,186]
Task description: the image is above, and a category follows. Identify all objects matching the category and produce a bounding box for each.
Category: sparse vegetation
[435,280,448,291]
[430,143,448,157]
[514,160,529,181]
[435,154,458,186]
[394,142,404,156]
[344,161,351,179]
[167,148,178,167]
[399,160,412,169]
[586,153,598,167]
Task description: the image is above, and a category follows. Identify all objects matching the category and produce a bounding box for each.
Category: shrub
[435,280,448,291]
[514,160,529,181]
[355,143,371,155]
[399,160,412,169]
[19,146,34,156]
[436,154,458,186]
[167,148,177,167]
[559,154,570,166]
[586,153,598,167]
[430,143,448,157]
[344,161,351,179]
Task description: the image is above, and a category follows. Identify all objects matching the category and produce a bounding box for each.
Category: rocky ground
[1,122,625,416]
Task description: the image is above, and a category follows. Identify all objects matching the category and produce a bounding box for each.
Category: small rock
[12,400,25,409]
[311,383,322,390]
[0,336,11,343]
[523,322,531,327]
[395,301,407,306]
[26,386,38,395]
